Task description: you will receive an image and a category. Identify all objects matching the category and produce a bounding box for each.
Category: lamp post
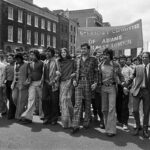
[85,16,97,27]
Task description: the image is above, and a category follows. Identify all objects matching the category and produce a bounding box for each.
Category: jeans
[101,85,117,134]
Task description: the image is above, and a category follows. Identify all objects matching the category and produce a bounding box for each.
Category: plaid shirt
[74,56,98,85]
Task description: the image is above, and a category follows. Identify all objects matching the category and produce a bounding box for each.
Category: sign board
[76,19,143,54]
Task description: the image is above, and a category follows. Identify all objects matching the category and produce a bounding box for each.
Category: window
[65,25,68,33]
[71,25,73,31]
[61,24,63,32]
[74,27,76,32]
[53,36,56,48]
[18,10,23,23]
[53,23,56,33]
[65,41,68,48]
[47,35,51,47]
[41,33,45,46]
[47,21,51,31]
[8,26,13,42]
[8,7,13,20]
[70,35,72,43]
[27,14,31,25]
[34,16,38,27]
[61,40,63,47]
[41,19,45,29]
[70,46,72,53]
[18,28,22,43]
[27,30,31,45]
[74,36,76,44]
[34,32,38,45]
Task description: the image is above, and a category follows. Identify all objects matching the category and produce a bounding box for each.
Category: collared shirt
[121,64,133,82]
[101,61,114,84]
[143,63,149,76]
[0,61,6,86]
[4,64,14,81]
[80,57,88,77]
[29,60,43,81]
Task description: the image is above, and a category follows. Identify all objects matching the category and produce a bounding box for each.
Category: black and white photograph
[0,0,150,149]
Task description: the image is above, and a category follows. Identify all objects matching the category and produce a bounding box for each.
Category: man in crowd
[116,55,133,130]
[4,53,16,119]
[21,50,43,124]
[126,52,150,138]
[42,47,60,125]
[0,53,7,116]
[99,49,125,137]
[71,43,98,134]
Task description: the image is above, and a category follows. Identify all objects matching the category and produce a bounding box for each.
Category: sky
[34,0,150,43]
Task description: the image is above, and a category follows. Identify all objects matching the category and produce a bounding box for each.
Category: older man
[126,52,150,138]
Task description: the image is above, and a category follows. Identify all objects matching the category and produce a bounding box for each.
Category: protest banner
[76,19,143,54]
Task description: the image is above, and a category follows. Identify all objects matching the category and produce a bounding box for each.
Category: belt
[79,76,87,81]
[102,82,116,87]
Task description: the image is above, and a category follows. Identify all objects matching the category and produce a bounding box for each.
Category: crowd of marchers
[0,43,150,139]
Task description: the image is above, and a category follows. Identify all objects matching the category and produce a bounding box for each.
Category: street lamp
[86,16,97,27]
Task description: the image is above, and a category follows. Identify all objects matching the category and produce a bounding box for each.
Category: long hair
[103,48,114,60]
[46,47,55,57]
[59,48,71,62]
[30,49,40,60]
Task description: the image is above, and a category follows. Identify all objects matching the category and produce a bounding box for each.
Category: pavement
[0,116,150,150]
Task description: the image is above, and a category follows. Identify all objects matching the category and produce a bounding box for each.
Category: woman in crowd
[59,48,75,129]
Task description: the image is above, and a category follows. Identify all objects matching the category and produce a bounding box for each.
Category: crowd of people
[0,43,150,139]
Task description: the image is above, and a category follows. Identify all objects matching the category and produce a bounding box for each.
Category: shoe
[107,133,115,137]
[33,111,39,116]
[83,125,90,129]
[1,112,7,117]
[51,121,57,125]
[40,117,45,120]
[122,124,128,130]
[21,118,32,124]
[143,129,149,138]
[71,127,80,134]
[7,116,15,120]
[43,119,51,125]
[99,121,105,129]
[133,127,140,136]
[93,115,98,122]
[116,121,122,127]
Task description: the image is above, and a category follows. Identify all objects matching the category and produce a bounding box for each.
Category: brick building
[0,0,58,53]
[68,8,103,27]
[69,18,79,55]
[53,10,69,51]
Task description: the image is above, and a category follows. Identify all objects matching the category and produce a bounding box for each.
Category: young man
[116,55,133,130]
[42,47,60,125]
[71,43,98,134]
[21,50,43,124]
[4,54,16,119]
[11,53,29,120]
[99,49,125,137]
[0,53,7,116]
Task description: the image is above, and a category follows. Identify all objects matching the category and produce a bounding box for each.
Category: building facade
[53,11,69,50]
[68,8,103,27]
[69,19,78,55]
[0,0,58,53]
